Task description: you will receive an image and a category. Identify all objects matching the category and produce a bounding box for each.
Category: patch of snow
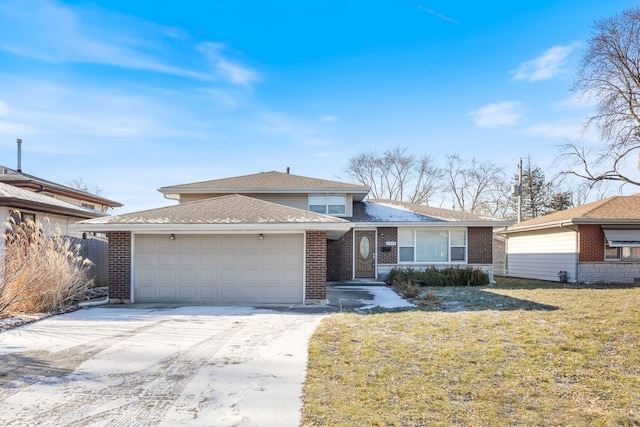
[340,285,415,310]
[364,201,436,222]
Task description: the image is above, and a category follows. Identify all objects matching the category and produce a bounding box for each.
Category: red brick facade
[377,227,398,264]
[578,224,604,262]
[468,227,493,264]
[305,231,327,300]
[106,231,131,302]
[327,231,353,280]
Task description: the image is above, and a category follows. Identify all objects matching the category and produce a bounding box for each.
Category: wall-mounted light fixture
[170,234,175,240]
[259,233,264,240]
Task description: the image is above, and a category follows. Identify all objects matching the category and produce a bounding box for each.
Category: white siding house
[506,228,578,282]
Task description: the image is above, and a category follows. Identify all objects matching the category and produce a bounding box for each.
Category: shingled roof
[76,194,351,234]
[159,171,370,200]
[505,194,640,232]
[365,199,511,224]
[0,182,106,219]
[0,166,122,208]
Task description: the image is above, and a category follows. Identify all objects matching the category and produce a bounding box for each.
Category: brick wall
[327,231,353,280]
[578,224,604,262]
[106,231,131,303]
[468,227,493,264]
[377,227,398,264]
[306,231,327,301]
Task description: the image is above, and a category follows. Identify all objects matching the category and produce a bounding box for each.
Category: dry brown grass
[302,285,640,426]
[1,217,93,315]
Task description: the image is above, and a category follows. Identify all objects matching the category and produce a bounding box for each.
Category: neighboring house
[0,166,122,284]
[500,194,640,284]
[75,171,511,305]
[0,166,122,216]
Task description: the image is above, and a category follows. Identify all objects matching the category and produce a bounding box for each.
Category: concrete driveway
[0,285,409,426]
[0,306,324,427]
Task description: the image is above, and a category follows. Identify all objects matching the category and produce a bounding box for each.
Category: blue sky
[0,0,637,213]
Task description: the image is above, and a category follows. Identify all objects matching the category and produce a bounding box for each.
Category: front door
[355,230,375,278]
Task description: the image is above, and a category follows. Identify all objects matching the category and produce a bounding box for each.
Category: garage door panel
[179,253,199,266]
[221,287,239,299]
[199,269,219,282]
[134,234,304,303]
[137,287,155,300]
[157,270,177,282]
[159,253,177,265]
[221,236,239,249]
[178,287,197,299]
[220,269,240,282]
[179,236,200,249]
[178,269,197,282]
[199,287,218,299]
[158,288,176,300]
[199,236,219,249]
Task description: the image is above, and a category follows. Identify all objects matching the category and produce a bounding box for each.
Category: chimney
[286,166,290,174]
[17,138,22,172]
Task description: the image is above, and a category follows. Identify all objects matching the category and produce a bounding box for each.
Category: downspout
[559,222,579,283]
[79,297,109,308]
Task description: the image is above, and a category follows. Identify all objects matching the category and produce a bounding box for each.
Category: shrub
[385,266,489,289]
[0,217,93,315]
[393,279,421,299]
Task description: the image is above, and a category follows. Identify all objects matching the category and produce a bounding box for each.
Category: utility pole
[511,158,523,223]
[517,158,522,223]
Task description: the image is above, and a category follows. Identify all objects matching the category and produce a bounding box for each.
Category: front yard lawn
[302,284,640,426]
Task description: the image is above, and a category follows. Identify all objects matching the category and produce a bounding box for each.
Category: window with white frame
[605,242,640,261]
[398,228,467,263]
[309,195,346,215]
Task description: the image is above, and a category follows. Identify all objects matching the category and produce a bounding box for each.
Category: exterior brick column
[468,227,493,264]
[107,231,131,303]
[327,231,353,280]
[306,231,327,302]
[578,224,604,262]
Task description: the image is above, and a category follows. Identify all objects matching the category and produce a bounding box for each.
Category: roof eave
[72,222,353,233]
[0,198,106,220]
[351,220,513,228]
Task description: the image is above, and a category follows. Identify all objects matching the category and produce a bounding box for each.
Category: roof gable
[159,171,370,201]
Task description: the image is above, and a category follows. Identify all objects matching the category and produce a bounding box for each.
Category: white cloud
[320,115,339,123]
[522,121,600,143]
[468,101,522,128]
[412,3,458,24]
[197,42,259,86]
[0,0,258,85]
[0,101,9,116]
[512,44,579,82]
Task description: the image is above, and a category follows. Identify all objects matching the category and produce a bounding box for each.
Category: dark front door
[355,230,375,278]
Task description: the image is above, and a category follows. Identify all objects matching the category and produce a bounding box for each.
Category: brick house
[76,171,510,305]
[500,194,640,284]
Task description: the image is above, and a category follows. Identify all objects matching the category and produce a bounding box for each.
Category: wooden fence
[69,236,108,287]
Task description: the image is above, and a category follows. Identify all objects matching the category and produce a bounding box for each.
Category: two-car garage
[134,234,304,304]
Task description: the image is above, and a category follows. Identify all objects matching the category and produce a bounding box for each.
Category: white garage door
[134,234,304,304]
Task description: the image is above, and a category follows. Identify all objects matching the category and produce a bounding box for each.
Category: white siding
[0,207,85,238]
[506,228,578,282]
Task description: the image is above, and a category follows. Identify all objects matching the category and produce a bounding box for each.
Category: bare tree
[66,178,103,196]
[345,146,442,204]
[562,6,640,187]
[445,155,507,215]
